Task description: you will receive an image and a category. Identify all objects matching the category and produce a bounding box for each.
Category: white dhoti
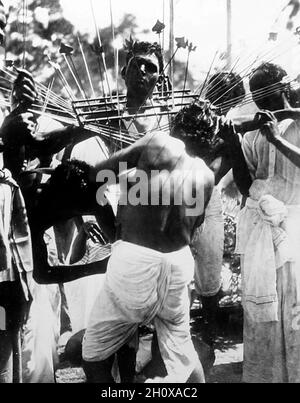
[236,192,300,383]
[83,241,199,383]
[191,187,224,297]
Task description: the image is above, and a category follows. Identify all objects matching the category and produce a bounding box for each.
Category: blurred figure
[191,72,246,350]
[237,62,300,383]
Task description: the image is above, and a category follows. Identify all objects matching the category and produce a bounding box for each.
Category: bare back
[119,133,214,252]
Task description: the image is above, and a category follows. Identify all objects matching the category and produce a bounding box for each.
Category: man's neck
[126,91,153,114]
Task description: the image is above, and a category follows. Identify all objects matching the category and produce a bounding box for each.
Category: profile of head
[43,160,94,211]
[249,62,289,111]
[0,1,7,47]
[171,100,220,161]
[206,71,245,115]
[122,39,164,98]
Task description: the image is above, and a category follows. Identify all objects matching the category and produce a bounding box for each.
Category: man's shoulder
[193,157,214,185]
[140,133,185,167]
[182,155,214,190]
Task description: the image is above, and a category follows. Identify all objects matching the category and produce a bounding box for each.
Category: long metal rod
[73,94,196,109]
[84,110,179,123]
[226,0,232,70]
[76,102,191,117]
[72,90,192,105]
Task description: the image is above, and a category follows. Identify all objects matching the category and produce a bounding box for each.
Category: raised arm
[1,69,97,158]
[31,224,109,285]
[232,108,300,134]
[260,111,300,169]
[90,131,159,181]
[218,121,253,196]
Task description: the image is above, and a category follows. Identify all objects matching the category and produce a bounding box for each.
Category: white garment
[242,119,300,205]
[0,181,14,282]
[236,191,292,322]
[83,241,199,383]
[59,136,109,333]
[239,119,300,382]
[191,187,224,297]
[22,284,60,383]
[239,119,300,322]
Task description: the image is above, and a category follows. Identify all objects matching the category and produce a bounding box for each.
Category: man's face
[124,52,160,98]
[250,70,285,111]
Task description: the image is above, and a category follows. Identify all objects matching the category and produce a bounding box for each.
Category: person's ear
[121,66,127,80]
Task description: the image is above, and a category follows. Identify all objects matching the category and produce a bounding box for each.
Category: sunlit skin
[124,53,160,112]
[249,69,286,112]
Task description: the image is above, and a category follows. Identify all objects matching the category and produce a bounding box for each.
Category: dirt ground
[55,304,244,384]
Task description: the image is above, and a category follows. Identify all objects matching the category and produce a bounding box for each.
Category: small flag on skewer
[286,0,300,30]
[175,37,189,49]
[59,43,74,56]
[152,20,166,35]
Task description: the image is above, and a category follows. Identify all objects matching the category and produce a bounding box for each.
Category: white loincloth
[191,187,224,297]
[83,241,199,383]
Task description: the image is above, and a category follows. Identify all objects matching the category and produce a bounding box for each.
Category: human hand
[0,111,37,147]
[217,117,239,144]
[258,111,281,144]
[82,222,106,244]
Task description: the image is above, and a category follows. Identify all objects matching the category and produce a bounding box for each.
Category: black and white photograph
[0,0,300,386]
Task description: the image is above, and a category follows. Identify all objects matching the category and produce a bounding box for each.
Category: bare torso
[117,133,214,253]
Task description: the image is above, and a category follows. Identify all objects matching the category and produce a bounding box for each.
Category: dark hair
[172,100,220,157]
[250,62,288,88]
[206,71,245,109]
[46,159,93,209]
[125,40,164,73]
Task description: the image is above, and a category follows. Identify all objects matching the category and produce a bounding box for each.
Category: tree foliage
[4,0,194,98]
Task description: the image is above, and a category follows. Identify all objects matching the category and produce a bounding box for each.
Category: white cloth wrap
[236,185,295,323]
[83,241,198,383]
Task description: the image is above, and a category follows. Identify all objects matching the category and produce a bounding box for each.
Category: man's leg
[83,356,115,383]
[154,279,205,383]
[191,190,224,349]
[201,291,222,347]
[117,342,137,383]
[82,276,140,384]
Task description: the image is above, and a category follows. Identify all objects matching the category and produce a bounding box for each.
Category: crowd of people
[0,0,300,384]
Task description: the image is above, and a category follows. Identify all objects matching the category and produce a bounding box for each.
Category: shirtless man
[81,101,239,383]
